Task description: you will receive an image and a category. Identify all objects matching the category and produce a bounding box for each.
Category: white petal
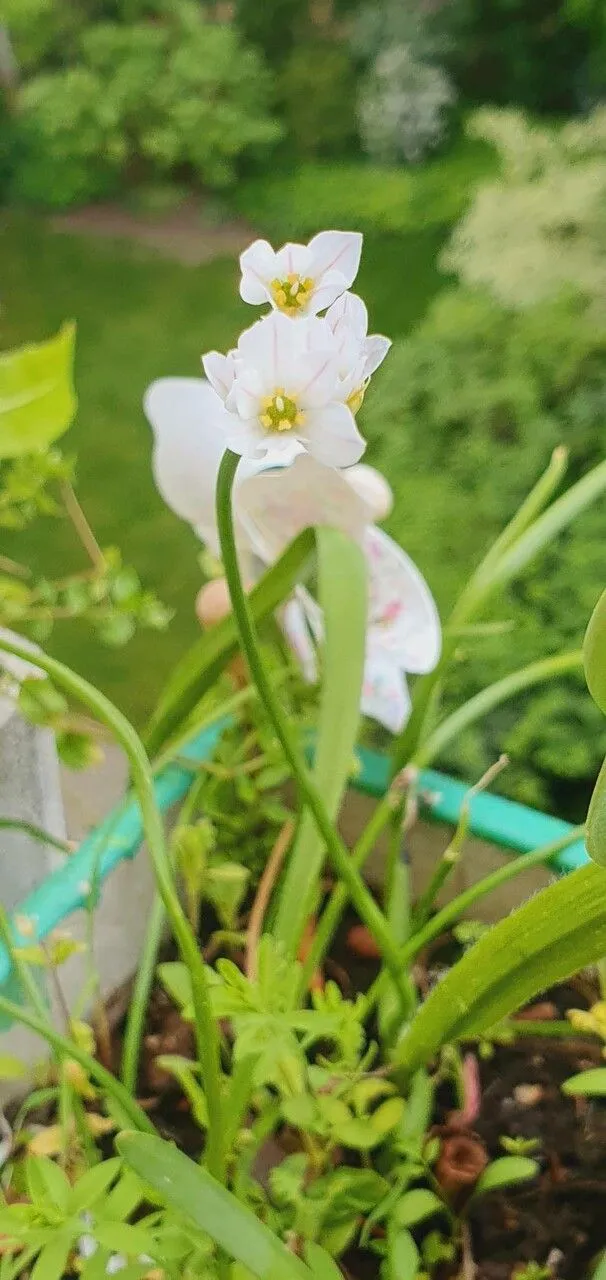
[144,378,226,535]
[308,231,363,289]
[275,242,313,277]
[239,239,277,303]
[309,270,350,316]
[281,596,319,683]
[343,464,394,521]
[362,651,411,733]
[326,291,369,341]
[302,402,365,467]
[223,415,268,459]
[365,527,441,674]
[237,311,301,390]
[202,350,236,401]
[231,366,264,420]
[363,335,391,378]
[297,350,340,407]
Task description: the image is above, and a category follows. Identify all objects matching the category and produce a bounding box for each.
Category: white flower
[203,310,365,468]
[324,292,391,413]
[106,1255,127,1275]
[239,231,362,318]
[237,457,441,733]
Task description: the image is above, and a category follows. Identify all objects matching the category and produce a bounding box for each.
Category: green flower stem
[0,989,154,1134]
[0,817,72,856]
[0,904,51,1023]
[297,781,402,996]
[216,450,408,1006]
[0,635,226,1185]
[364,825,585,1018]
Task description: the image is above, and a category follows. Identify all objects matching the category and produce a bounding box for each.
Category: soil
[49,197,254,266]
[123,922,606,1280]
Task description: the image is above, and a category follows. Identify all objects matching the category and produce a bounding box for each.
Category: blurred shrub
[443,108,606,313]
[351,0,461,66]
[13,1,281,207]
[233,136,495,239]
[276,41,357,158]
[358,44,455,164]
[234,0,302,66]
[363,288,606,814]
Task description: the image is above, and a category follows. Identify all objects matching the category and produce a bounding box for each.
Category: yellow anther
[294,411,306,426]
[260,413,272,428]
[278,418,291,431]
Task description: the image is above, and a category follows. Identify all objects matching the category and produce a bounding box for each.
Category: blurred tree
[442,108,606,313]
[363,287,606,814]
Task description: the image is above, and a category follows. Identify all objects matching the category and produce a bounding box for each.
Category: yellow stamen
[260,413,272,428]
[259,389,302,434]
[270,273,315,315]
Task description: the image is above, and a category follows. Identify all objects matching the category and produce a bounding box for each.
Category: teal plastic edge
[0,727,588,1000]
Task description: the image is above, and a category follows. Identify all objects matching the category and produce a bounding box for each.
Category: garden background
[2,0,606,818]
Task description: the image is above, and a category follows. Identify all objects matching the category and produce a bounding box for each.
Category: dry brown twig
[245,818,295,981]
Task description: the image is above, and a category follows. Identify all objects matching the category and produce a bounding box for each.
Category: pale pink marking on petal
[308,231,363,288]
[275,242,313,278]
[297,352,339,407]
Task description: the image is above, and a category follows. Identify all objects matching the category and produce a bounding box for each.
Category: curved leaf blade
[117,1132,309,1280]
[0,322,76,458]
[274,526,367,954]
[584,588,606,716]
[394,863,606,1074]
[473,1156,538,1197]
[562,1068,606,1097]
[587,755,606,866]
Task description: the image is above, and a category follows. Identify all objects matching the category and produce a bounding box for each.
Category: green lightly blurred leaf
[0,323,76,458]
[473,1156,539,1197]
[118,1132,310,1280]
[273,526,367,955]
[394,863,606,1074]
[584,587,606,715]
[562,1068,606,1097]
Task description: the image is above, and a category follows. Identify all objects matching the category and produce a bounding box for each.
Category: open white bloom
[239,231,362,318]
[203,310,364,467]
[324,292,391,414]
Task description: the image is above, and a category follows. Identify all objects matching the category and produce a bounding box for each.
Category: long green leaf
[394,863,606,1075]
[583,587,606,715]
[414,649,583,768]
[587,756,606,866]
[0,323,76,458]
[117,1132,309,1280]
[145,528,316,756]
[468,445,568,585]
[273,526,367,955]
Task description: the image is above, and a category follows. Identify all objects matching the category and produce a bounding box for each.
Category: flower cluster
[202,231,390,468]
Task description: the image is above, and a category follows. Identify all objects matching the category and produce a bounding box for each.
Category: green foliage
[276,41,357,159]
[364,287,606,810]
[443,108,606,312]
[0,323,76,459]
[233,135,496,238]
[14,2,281,207]
[358,45,455,165]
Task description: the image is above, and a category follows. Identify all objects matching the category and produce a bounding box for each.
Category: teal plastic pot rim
[0,720,588,1005]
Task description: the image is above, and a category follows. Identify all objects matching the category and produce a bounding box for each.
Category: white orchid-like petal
[365,526,441,675]
[363,334,392,378]
[239,231,362,318]
[343,464,394,521]
[325,292,391,402]
[202,350,237,401]
[362,646,412,734]
[236,453,369,560]
[144,378,228,550]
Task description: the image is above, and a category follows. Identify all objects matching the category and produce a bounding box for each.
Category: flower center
[270,273,315,315]
[259,388,305,433]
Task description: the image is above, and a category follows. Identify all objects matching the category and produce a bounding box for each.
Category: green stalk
[216,451,408,1007]
[365,826,585,1018]
[121,771,207,1093]
[0,635,226,1185]
[0,817,72,856]
[0,990,154,1134]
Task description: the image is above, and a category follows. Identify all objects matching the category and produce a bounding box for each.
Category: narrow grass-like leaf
[118,1133,309,1280]
[274,527,367,954]
[394,863,606,1075]
[584,588,606,716]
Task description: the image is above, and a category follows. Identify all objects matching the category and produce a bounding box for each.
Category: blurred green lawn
[0,212,449,722]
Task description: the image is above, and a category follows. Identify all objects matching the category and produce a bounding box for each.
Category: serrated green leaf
[395,863,606,1074]
[385,1228,419,1280]
[30,1231,74,1280]
[474,1156,539,1197]
[562,1068,606,1097]
[584,588,606,715]
[0,323,76,459]
[394,1189,443,1228]
[25,1155,70,1212]
[273,527,367,955]
[68,1158,123,1214]
[118,1133,309,1280]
